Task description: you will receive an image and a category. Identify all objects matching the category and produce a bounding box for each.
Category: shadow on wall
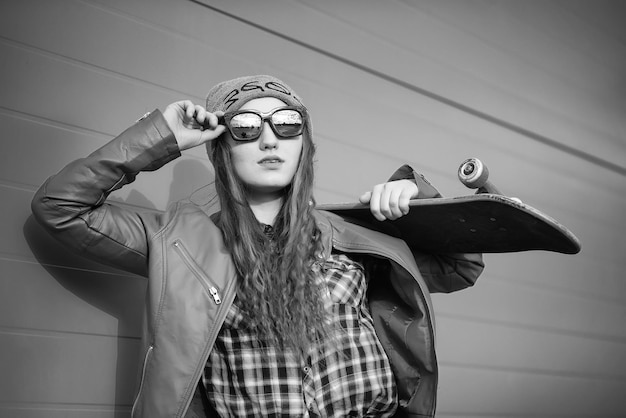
[23,215,145,417]
[21,158,217,417]
[168,157,217,208]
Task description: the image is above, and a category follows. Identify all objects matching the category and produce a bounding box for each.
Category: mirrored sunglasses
[219,106,306,141]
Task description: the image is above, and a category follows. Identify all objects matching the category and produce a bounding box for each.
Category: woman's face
[225,97,304,198]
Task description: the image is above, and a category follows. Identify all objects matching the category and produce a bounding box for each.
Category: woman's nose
[258,122,278,149]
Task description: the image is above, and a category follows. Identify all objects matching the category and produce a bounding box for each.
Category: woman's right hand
[162,100,226,151]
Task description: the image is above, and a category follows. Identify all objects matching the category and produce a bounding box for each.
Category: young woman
[32,75,484,417]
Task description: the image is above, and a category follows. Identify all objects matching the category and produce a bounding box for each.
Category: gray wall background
[1,0,625,417]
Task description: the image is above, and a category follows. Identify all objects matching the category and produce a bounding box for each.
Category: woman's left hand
[359,180,419,221]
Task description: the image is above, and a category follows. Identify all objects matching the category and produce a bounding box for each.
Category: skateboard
[319,158,581,254]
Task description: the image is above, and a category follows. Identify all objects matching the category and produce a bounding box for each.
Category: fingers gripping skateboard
[458,158,502,195]
[319,157,579,253]
[320,158,579,253]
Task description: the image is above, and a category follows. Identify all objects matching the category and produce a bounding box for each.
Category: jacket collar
[312,210,334,259]
[191,191,393,266]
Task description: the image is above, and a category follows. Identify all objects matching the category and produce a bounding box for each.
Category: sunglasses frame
[218,106,307,142]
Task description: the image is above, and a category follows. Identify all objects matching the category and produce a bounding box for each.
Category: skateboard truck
[458,158,501,194]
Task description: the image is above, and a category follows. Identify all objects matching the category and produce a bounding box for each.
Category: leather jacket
[31,111,484,418]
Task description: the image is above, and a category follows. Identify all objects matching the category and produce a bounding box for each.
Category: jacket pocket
[172,239,222,305]
[131,344,154,417]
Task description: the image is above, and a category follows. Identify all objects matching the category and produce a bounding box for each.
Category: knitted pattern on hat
[205,75,306,113]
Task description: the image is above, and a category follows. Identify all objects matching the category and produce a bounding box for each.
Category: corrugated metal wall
[1,0,624,417]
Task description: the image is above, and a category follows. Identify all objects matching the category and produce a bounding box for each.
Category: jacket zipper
[173,239,221,304]
[131,344,154,417]
[175,262,238,418]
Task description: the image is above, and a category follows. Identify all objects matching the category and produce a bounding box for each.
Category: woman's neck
[247,191,284,226]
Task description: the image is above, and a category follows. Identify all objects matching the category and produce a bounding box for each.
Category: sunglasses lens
[271,109,303,137]
[229,113,262,140]
[227,108,304,140]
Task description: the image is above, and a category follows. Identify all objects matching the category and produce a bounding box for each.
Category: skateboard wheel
[458,158,489,189]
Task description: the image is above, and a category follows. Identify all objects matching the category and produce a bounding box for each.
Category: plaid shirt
[204,253,398,417]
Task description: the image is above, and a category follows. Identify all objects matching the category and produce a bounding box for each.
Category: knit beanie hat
[205,74,306,113]
[205,75,310,161]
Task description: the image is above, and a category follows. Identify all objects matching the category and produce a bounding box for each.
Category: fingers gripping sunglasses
[218,106,307,141]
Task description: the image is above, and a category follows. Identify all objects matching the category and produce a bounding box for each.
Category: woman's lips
[258,156,284,166]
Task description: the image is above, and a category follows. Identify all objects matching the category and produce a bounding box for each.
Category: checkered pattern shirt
[203,253,398,417]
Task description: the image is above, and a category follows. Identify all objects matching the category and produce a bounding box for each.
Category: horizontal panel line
[476,270,626,307]
[0,179,35,193]
[0,105,113,140]
[0,325,140,341]
[0,35,203,113]
[438,311,626,345]
[440,360,626,382]
[0,106,212,193]
[0,181,163,215]
[318,132,451,180]
[190,0,626,177]
[0,255,143,279]
[0,401,131,411]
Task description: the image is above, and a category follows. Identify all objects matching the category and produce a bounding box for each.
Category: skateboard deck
[319,194,581,255]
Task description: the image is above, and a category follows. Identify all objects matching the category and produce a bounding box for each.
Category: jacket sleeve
[31,110,181,277]
[389,164,485,293]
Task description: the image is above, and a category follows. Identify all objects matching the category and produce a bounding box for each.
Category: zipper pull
[209,286,222,305]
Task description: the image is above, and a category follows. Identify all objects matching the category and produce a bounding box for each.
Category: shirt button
[303,366,310,373]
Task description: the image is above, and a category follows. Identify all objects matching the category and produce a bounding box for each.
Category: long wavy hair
[210,120,327,355]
